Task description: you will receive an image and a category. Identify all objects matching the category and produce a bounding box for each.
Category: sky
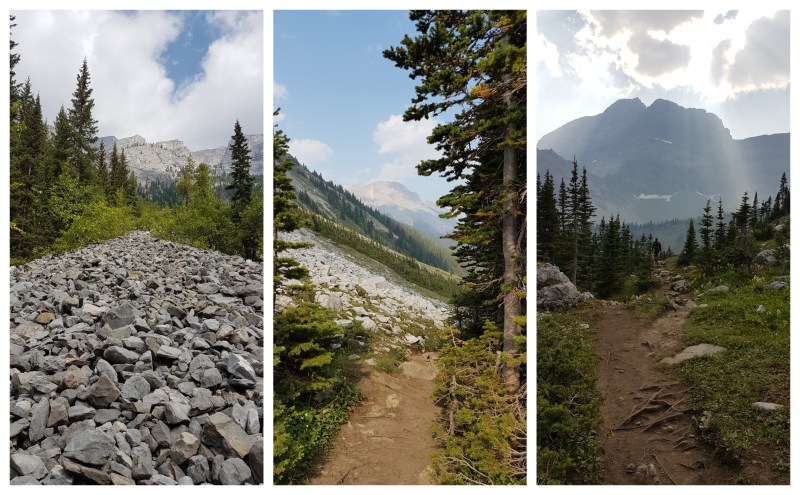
[537,10,790,140]
[274,10,456,203]
[11,9,263,151]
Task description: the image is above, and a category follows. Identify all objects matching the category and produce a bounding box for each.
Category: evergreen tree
[714,197,727,252]
[226,119,254,219]
[698,199,714,271]
[10,15,21,102]
[678,219,698,266]
[108,142,121,200]
[536,170,558,264]
[67,58,98,184]
[49,106,73,178]
[384,10,526,391]
[96,141,108,195]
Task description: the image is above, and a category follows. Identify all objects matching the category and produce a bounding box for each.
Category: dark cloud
[710,39,732,85]
[628,33,691,77]
[713,10,739,25]
[589,10,703,37]
[728,11,789,89]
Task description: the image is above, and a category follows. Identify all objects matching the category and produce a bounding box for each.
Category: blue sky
[12,10,262,150]
[274,10,455,203]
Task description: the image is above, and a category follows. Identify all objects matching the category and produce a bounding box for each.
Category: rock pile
[278,229,450,333]
[9,231,263,485]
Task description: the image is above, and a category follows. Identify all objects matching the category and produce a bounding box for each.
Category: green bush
[52,200,136,252]
[537,308,603,484]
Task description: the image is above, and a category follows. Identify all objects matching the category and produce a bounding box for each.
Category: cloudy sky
[274,10,455,203]
[537,10,789,140]
[11,9,263,150]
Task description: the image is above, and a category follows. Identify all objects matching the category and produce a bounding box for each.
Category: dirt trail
[312,352,440,485]
[592,269,735,485]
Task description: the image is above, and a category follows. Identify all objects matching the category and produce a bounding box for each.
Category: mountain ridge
[537,98,789,223]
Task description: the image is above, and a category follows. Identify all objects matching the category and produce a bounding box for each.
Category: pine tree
[50,106,73,178]
[714,198,726,252]
[678,219,698,266]
[536,170,558,264]
[384,10,526,391]
[67,59,98,184]
[698,199,714,271]
[10,15,21,103]
[226,120,254,218]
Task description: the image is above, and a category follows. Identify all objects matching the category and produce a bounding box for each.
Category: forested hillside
[286,158,462,274]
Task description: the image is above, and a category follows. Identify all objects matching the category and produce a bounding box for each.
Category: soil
[311,352,440,485]
[592,268,737,485]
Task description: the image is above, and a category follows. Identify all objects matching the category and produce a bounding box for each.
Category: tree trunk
[500,34,522,392]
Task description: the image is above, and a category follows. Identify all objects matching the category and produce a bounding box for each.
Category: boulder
[537,263,588,310]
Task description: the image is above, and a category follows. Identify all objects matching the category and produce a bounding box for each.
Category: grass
[374,346,406,374]
[629,293,672,322]
[676,269,789,478]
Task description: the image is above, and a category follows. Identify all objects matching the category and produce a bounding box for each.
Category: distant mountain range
[95,134,264,183]
[537,98,789,223]
[345,181,456,237]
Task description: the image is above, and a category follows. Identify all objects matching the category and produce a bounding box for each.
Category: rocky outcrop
[537,263,590,311]
[9,231,263,485]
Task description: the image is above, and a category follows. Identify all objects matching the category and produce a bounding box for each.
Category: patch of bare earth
[592,273,736,485]
[312,352,440,485]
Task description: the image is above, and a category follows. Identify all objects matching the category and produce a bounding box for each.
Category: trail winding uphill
[281,229,451,484]
[592,267,732,485]
[9,231,263,485]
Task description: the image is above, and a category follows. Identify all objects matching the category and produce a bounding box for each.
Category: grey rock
[165,401,191,424]
[102,301,137,329]
[171,432,201,465]
[218,458,251,485]
[131,444,154,480]
[63,429,117,466]
[754,249,778,265]
[155,345,182,360]
[752,401,785,413]
[186,455,210,484]
[43,355,66,373]
[245,408,260,435]
[200,368,223,388]
[10,475,42,485]
[151,421,172,447]
[104,345,141,365]
[178,475,194,485]
[189,354,215,381]
[11,453,49,480]
[660,343,727,365]
[89,375,121,407]
[227,353,257,382]
[247,441,263,484]
[202,412,256,458]
[94,358,118,382]
[29,396,50,442]
[10,419,29,437]
[769,281,789,290]
[147,473,178,485]
[94,408,121,424]
[537,263,589,310]
[47,397,70,428]
[68,404,96,421]
[120,374,151,401]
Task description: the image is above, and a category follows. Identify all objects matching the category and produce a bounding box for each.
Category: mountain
[537,98,789,223]
[285,157,462,275]
[95,134,264,183]
[344,181,456,237]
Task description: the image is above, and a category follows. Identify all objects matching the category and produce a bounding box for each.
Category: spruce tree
[699,199,714,271]
[226,119,254,218]
[678,219,698,266]
[50,106,73,178]
[67,58,98,184]
[714,197,726,252]
[10,15,21,103]
[384,10,526,391]
[96,141,108,195]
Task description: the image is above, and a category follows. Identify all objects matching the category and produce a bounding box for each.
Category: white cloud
[274,81,288,99]
[537,33,562,77]
[12,10,263,150]
[290,139,334,166]
[373,114,437,155]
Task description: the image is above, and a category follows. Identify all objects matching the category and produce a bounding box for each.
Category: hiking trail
[312,352,440,485]
[592,265,734,484]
